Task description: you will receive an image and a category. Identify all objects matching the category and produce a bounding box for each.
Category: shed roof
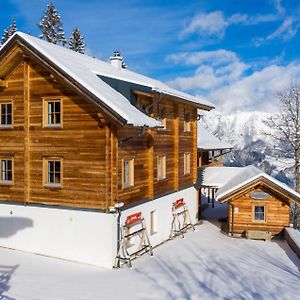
[197,125,233,150]
[215,165,300,203]
[0,32,214,128]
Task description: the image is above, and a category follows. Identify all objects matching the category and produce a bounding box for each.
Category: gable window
[184,152,191,175]
[43,158,62,187]
[253,205,265,222]
[123,159,134,188]
[0,158,13,184]
[184,110,191,132]
[43,99,62,127]
[0,101,12,127]
[157,155,166,180]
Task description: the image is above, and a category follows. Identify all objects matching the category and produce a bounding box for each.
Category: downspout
[229,202,234,237]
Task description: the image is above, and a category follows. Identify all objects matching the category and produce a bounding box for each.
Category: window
[157,106,166,130]
[150,210,157,235]
[184,153,191,175]
[0,158,13,184]
[184,110,191,132]
[43,99,62,127]
[0,102,12,127]
[253,205,265,222]
[43,158,62,187]
[157,155,166,180]
[123,159,134,188]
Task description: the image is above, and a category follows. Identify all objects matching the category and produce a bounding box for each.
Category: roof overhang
[217,175,300,205]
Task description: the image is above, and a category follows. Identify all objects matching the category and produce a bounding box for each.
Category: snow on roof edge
[216,168,300,203]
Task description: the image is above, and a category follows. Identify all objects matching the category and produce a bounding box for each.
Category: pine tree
[69,28,86,54]
[38,2,66,45]
[1,18,17,45]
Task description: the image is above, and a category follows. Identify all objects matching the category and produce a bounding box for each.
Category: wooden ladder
[115,212,153,268]
[170,198,195,239]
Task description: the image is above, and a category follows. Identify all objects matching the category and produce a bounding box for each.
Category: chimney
[110,51,123,70]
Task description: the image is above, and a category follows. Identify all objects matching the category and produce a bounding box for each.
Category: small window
[43,99,62,127]
[0,158,13,184]
[254,206,265,222]
[123,159,134,188]
[184,110,191,132]
[157,155,166,180]
[150,210,157,235]
[44,158,62,187]
[184,153,191,175]
[0,102,12,127]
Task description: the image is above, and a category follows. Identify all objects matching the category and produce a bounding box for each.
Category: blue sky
[1,0,300,112]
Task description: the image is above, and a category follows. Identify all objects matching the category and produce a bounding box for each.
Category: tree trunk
[293,153,300,228]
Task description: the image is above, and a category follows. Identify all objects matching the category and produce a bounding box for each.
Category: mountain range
[202,111,295,187]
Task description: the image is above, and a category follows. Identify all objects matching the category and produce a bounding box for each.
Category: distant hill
[202,110,295,187]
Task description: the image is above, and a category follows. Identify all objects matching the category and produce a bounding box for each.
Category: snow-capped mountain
[202,110,295,186]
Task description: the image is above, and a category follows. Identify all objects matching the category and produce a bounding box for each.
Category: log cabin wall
[0,50,199,210]
[0,63,25,202]
[116,95,198,207]
[0,57,108,209]
[228,186,290,235]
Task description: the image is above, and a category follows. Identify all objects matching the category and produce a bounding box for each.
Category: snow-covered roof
[198,124,232,150]
[201,167,242,188]
[215,165,300,203]
[1,32,214,127]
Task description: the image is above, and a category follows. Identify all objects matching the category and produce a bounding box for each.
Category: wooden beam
[132,89,154,98]
[0,80,8,88]
[174,103,179,191]
[24,60,30,203]
[192,109,197,183]
[148,129,154,200]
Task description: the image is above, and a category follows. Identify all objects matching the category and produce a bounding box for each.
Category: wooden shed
[215,166,300,237]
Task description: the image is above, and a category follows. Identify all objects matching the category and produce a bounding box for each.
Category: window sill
[122,184,134,190]
[0,125,13,130]
[44,183,62,189]
[0,181,13,186]
[43,125,63,129]
[157,177,167,182]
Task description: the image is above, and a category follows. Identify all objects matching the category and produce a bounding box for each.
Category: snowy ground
[1,203,300,300]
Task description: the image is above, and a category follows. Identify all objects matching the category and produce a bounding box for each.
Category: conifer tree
[1,18,17,45]
[69,28,86,54]
[38,2,66,45]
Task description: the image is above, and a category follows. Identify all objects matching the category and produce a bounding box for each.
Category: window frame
[0,156,13,185]
[183,110,191,132]
[0,100,13,128]
[150,210,158,235]
[122,158,134,189]
[184,152,191,175]
[252,205,266,223]
[43,157,63,188]
[42,98,63,128]
[157,155,166,181]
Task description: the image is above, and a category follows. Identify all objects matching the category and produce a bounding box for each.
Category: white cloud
[167,49,300,113]
[273,0,286,15]
[206,63,300,113]
[266,17,300,41]
[180,11,227,39]
[180,10,280,40]
[167,50,248,91]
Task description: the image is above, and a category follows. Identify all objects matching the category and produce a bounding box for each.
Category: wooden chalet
[197,124,232,168]
[0,32,214,267]
[203,166,300,237]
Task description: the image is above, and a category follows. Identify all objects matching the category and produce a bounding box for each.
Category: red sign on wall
[125,212,142,225]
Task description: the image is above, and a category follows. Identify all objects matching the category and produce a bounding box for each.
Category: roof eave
[1,34,128,127]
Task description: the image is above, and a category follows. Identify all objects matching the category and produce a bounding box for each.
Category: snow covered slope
[202,110,295,186]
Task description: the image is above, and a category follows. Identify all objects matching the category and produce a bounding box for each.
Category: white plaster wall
[0,204,117,268]
[0,186,198,268]
[121,186,198,248]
